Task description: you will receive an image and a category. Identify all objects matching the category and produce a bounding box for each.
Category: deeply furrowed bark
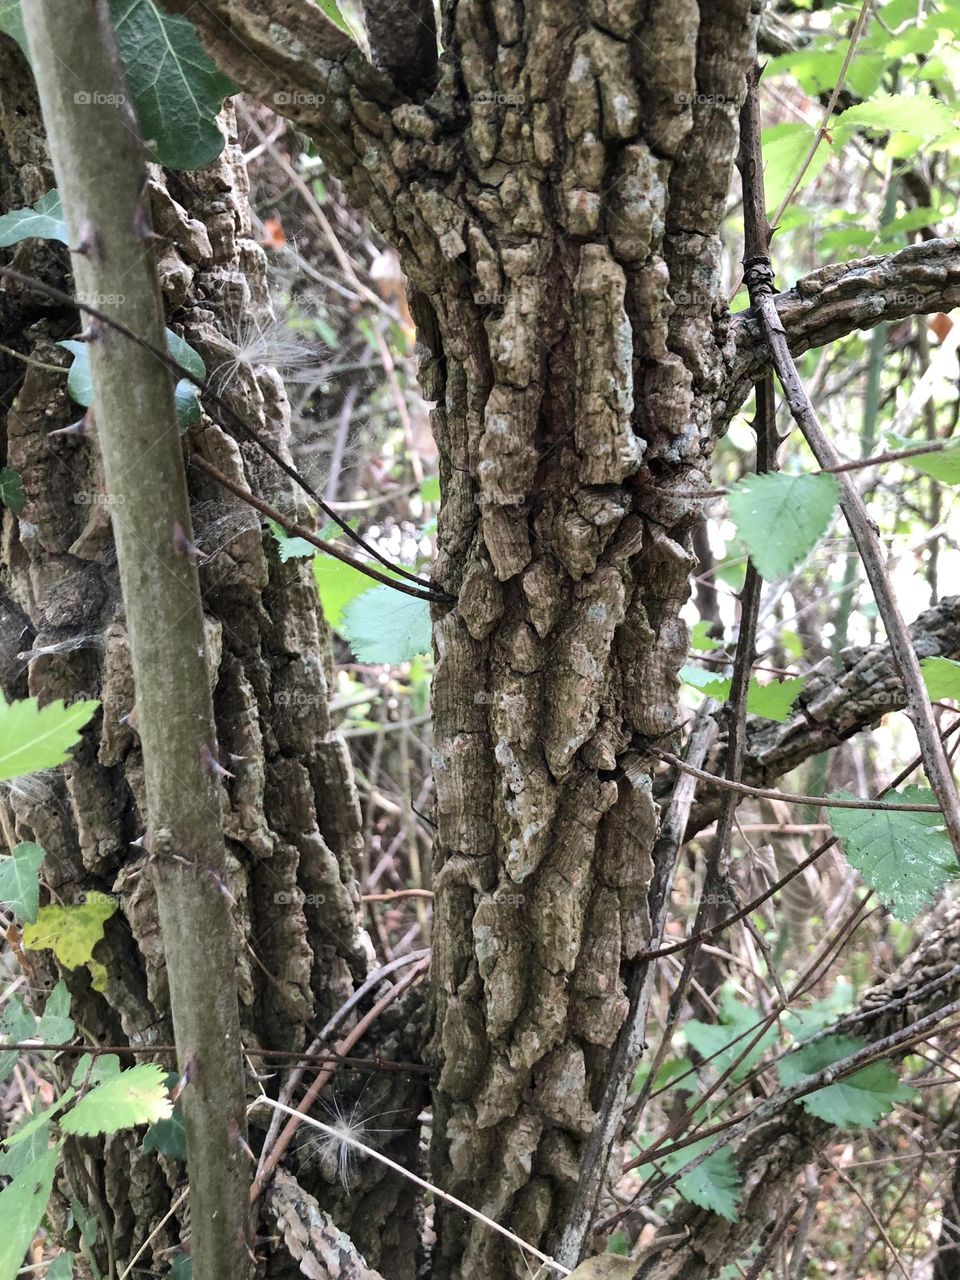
[0,34,423,1276]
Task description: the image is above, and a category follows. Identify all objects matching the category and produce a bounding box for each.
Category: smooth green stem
[21,3,251,1275]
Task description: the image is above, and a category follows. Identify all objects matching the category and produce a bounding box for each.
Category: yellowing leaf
[61,1063,172,1136]
[22,898,116,991]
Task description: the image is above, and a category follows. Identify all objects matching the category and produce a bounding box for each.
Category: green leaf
[888,432,960,484]
[828,786,956,920]
[777,1034,910,1127]
[143,1084,187,1162]
[785,978,854,1042]
[313,0,358,36]
[22,898,117,992]
[61,329,204,422]
[760,122,832,215]
[165,327,205,379]
[689,620,720,652]
[314,555,387,629]
[0,1145,60,1280]
[71,1053,121,1087]
[0,189,67,246]
[684,987,777,1082]
[0,467,25,514]
[921,656,960,702]
[108,0,238,170]
[0,841,44,922]
[3,1091,75,1150]
[727,472,839,581]
[58,340,94,408]
[420,475,441,504]
[0,696,99,782]
[62,1062,172,1135]
[670,1141,741,1221]
[0,0,28,54]
[37,981,75,1044]
[834,93,956,145]
[0,1119,53,1178]
[0,997,38,1083]
[269,520,316,562]
[340,586,432,663]
[170,1255,193,1280]
[46,1254,76,1279]
[680,668,806,722]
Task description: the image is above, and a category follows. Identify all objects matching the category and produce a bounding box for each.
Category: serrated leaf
[37,981,74,1044]
[777,1033,910,1127]
[0,189,67,246]
[108,0,237,170]
[728,472,839,581]
[22,899,117,992]
[0,996,38,1082]
[670,1141,741,1221]
[0,696,99,782]
[4,1091,75,1151]
[684,987,777,1081]
[834,93,956,145]
[0,466,25,514]
[828,787,956,920]
[921,656,960,701]
[746,676,806,723]
[0,841,44,922]
[61,1062,172,1135]
[0,1119,52,1178]
[340,586,432,663]
[269,520,316,562]
[680,668,805,722]
[315,554,393,628]
[761,122,832,215]
[0,1145,60,1280]
[888,432,960,484]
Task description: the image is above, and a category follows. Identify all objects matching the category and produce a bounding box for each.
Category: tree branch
[721,238,960,430]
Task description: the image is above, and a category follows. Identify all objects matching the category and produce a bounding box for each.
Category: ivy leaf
[108,0,237,170]
[0,996,38,1082]
[684,987,777,1081]
[680,664,729,699]
[828,787,956,920]
[0,841,44,922]
[0,1145,60,1279]
[0,696,99,782]
[22,898,117,992]
[37,981,75,1045]
[727,472,839,581]
[340,586,432,663]
[0,466,25,514]
[0,188,67,246]
[269,520,316,562]
[777,1034,910,1127]
[61,1062,173,1135]
[61,329,203,428]
[921,656,960,702]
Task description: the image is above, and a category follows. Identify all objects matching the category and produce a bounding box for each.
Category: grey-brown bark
[0,33,416,1275]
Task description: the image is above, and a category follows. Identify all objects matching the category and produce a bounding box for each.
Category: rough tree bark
[5,0,960,1275]
[0,34,421,1278]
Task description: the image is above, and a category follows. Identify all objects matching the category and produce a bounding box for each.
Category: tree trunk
[0,34,420,1276]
